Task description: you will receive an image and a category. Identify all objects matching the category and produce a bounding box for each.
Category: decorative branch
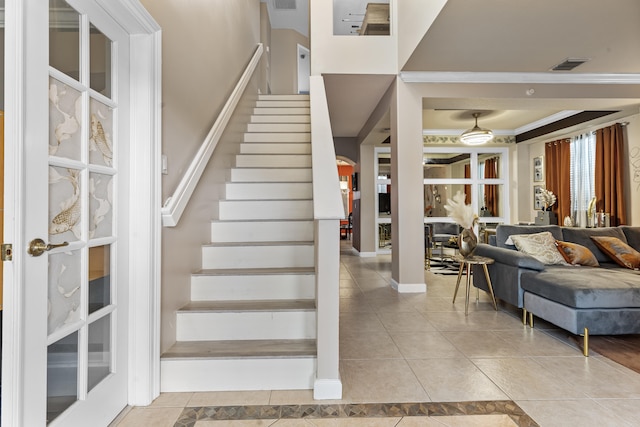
[444,190,478,229]
[536,189,557,211]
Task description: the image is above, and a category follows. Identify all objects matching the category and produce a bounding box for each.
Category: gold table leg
[452,262,464,303]
[465,263,472,315]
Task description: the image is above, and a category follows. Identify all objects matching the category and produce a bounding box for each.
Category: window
[570,133,596,227]
[423,147,509,224]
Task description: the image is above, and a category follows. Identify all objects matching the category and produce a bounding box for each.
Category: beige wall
[270,29,308,94]
[139,0,261,352]
[626,114,640,226]
[260,3,271,94]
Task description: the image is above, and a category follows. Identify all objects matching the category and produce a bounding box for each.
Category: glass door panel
[87,314,111,391]
[47,331,79,423]
[49,78,82,161]
[89,98,113,167]
[88,245,111,314]
[89,23,112,97]
[46,0,118,423]
[49,0,80,80]
[48,166,82,244]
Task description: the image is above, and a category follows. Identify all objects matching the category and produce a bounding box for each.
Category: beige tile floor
[113,242,640,427]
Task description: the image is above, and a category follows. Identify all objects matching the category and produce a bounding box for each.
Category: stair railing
[309,75,345,399]
[161,43,264,227]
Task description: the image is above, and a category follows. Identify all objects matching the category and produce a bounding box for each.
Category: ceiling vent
[551,58,590,71]
[273,0,296,10]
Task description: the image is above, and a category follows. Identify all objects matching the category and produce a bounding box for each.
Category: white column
[390,78,426,292]
[356,144,377,256]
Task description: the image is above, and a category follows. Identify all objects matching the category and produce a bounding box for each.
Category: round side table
[452,254,498,315]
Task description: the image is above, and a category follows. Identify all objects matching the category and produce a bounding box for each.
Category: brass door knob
[28,238,69,257]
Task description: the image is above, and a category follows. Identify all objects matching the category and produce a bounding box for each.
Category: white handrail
[309,76,345,220]
[161,43,264,227]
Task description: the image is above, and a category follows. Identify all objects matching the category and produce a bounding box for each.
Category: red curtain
[464,164,471,204]
[484,157,498,216]
[595,123,627,226]
[545,139,571,222]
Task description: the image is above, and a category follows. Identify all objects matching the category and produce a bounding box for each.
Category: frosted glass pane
[88,314,111,391]
[48,250,81,334]
[49,77,82,160]
[89,173,113,238]
[47,331,78,424]
[89,98,114,167]
[49,166,82,244]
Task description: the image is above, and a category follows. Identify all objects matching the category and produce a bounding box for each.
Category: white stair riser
[202,245,314,269]
[191,273,316,301]
[256,100,309,108]
[176,311,316,340]
[211,220,314,242]
[225,183,312,200]
[218,200,313,220]
[247,123,311,133]
[236,154,311,168]
[253,107,310,115]
[258,94,309,101]
[230,168,312,183]
[250,115,310,123]
[240,143,311,154]
[244,133,310,143]
[161,358,315,392]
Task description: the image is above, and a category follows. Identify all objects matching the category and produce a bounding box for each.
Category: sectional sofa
[472,224,640,356]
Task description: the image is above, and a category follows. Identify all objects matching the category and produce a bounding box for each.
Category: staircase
[161,94,318,391]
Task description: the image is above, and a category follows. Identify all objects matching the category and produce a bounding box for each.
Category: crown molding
[400,71,640,85]
[514,110,582,134]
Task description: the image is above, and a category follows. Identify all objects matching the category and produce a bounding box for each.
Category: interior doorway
[297,44,310,94]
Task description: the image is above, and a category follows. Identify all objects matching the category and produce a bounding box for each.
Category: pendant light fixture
[460,112,494,145]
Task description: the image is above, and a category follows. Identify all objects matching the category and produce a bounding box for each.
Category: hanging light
[460,112,494,145]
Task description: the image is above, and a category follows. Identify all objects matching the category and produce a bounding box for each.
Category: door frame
[2,1,162,425]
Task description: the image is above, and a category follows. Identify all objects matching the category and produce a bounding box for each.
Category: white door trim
[2,1,162,425]
[3,1,28,425]
[92,0,163,408]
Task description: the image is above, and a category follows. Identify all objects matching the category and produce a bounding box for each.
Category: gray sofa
[472,224,640,355]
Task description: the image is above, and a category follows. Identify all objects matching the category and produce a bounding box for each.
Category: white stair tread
[259,94,309,100]
[250,115,310,123]
[194,267,314,276]
[253,107,310,115]
[162,339,316,360]
[179,299,316,312]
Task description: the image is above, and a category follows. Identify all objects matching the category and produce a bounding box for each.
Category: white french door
[4,0,132,425]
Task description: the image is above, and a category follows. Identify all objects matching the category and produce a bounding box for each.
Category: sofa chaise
[472,224,640,356]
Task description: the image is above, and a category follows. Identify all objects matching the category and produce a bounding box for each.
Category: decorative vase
[458,227,478,258]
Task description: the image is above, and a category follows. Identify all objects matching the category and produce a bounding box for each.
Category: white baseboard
[351,248,376,257]
[313,378,343,400]
[390,278,426,293]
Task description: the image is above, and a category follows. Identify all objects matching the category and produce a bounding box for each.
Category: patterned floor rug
[426,258,461,275]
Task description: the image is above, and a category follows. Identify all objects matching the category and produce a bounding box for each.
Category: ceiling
[266,0,640,144]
